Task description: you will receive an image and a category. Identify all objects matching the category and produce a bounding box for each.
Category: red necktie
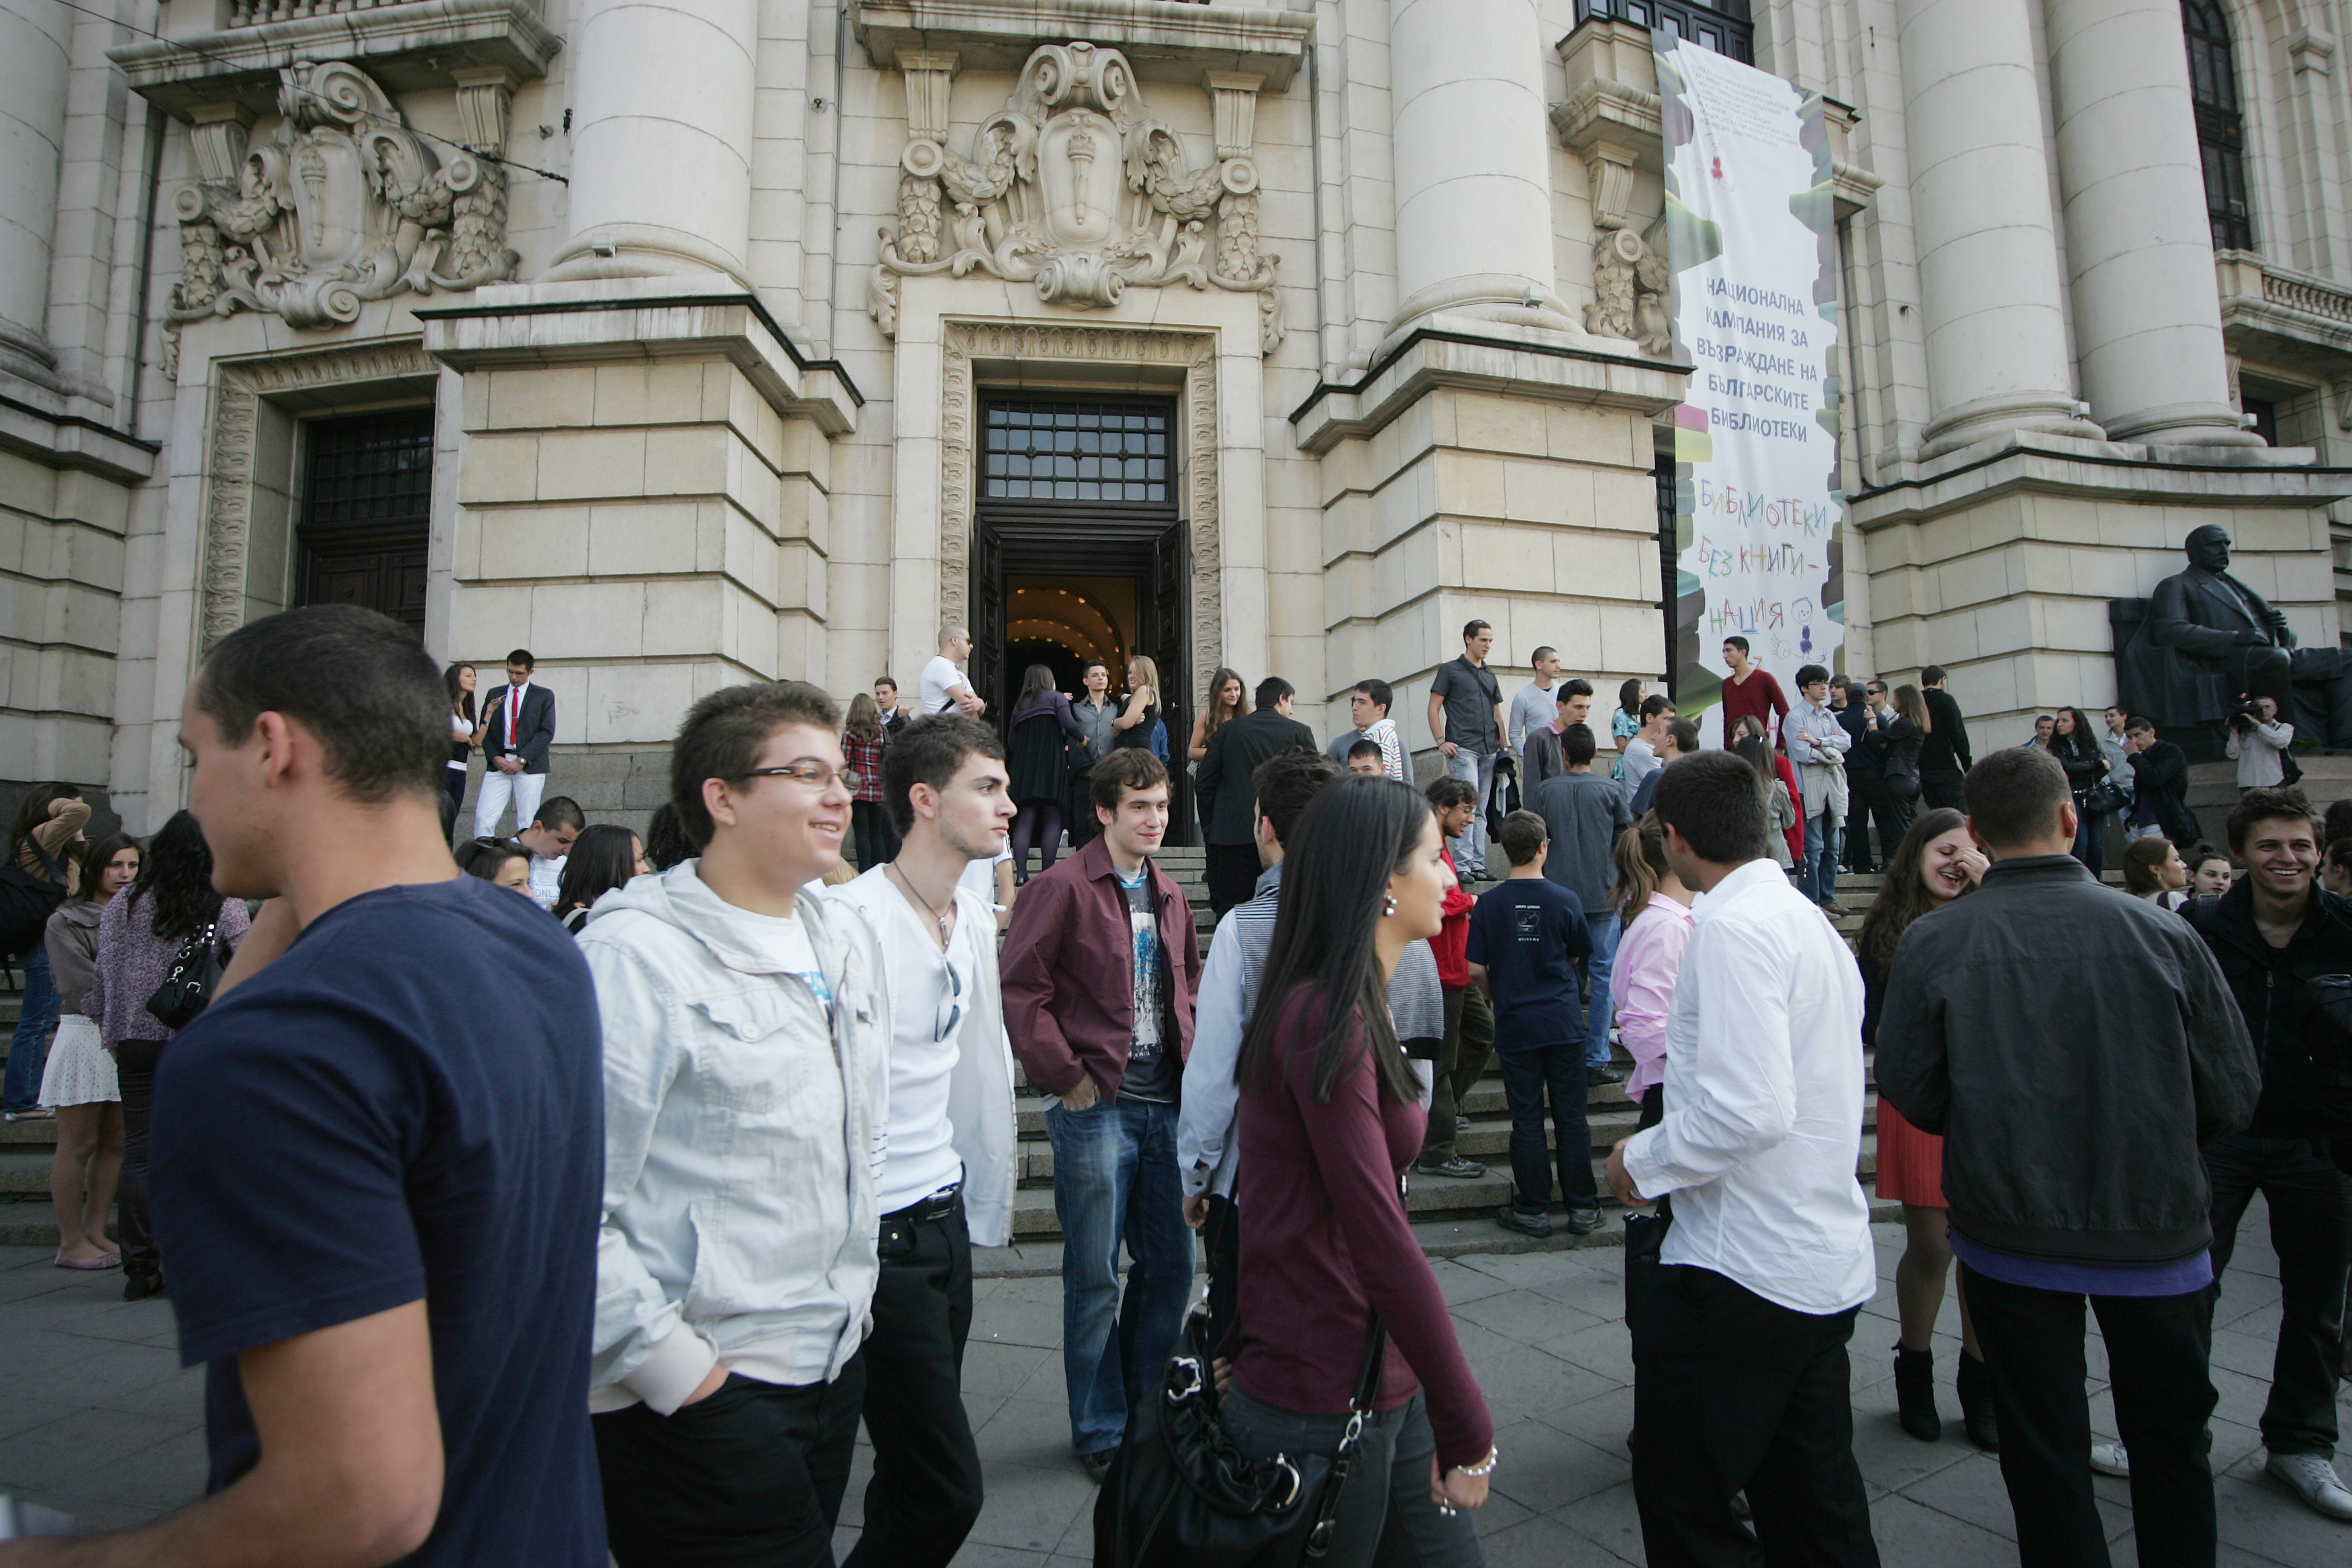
[508,687,522,750]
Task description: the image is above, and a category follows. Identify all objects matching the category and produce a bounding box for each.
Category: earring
[1382,895,1399,918]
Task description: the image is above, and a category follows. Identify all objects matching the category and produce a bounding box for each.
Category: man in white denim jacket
[578,681,894,1568]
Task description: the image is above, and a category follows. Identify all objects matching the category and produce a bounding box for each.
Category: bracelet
[1459,1447,1499,1477]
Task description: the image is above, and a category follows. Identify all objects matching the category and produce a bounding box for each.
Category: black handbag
[2081,775,2130,819]
[144,921,225,1031]
[1094,1309,1387,1567]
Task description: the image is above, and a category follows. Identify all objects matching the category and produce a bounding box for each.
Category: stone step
[0,1150,51,1193]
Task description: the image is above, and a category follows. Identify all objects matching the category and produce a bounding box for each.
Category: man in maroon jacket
[1001,748,1201,1480]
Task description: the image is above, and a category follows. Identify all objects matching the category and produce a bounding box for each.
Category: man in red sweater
[1414,777,1493,1181]
[1717,636,1790,746]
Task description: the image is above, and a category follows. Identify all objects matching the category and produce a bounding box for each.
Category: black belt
[882,1183,961,1226]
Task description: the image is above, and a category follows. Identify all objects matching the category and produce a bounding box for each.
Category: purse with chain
[144,920,225,1031]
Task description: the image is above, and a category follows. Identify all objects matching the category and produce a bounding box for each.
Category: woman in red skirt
[1857,806,1997,1450]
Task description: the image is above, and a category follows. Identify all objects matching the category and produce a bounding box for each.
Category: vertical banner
[1655,40,1845,745]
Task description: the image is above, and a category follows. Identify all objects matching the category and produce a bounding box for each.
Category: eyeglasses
[738,763,861,793]
[935,956,965,1043]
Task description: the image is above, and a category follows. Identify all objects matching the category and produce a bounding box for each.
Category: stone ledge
[850,0,1314,90]
[0,394,159,485]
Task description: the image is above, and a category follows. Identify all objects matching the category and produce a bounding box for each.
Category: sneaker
[1586,1065,1628,1087]
[1416,1155,1487,1179]
[2266,1451,2352,1520]
[2089,1441,2130,1478]
[1079,1449,1116,1485]
[1562,1204,1604,1236]
[1496,1206,1552,1239]
[1818,899,1845,916]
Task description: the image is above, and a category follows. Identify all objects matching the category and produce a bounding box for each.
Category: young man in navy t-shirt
[5,605,607,1568]
[1467,810,1601,1240]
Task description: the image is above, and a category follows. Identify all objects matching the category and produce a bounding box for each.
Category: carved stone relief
[164,60,519,373]
[1587,218,1672,356]
[936,322,1222,684]
[871,44,1283,354]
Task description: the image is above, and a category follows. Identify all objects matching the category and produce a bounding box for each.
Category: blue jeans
[1443,748,1498,875]
[1582,910,1620,1068]
[1499,1042,1598,1214]
[1798,810,1841,906]
[1043,1094,1193,1457]
[5,945,57,1114]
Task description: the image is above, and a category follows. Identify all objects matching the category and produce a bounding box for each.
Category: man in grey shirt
[1529,723,1634,1082]
[1508,646,1565,753]
[1428,618,1507,879]
[1067,659,1120,850]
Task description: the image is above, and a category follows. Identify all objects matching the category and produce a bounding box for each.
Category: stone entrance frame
[885,275,1267,705]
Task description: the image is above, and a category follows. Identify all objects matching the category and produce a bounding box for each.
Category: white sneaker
[2089,1442,2130,1478]
[2267,1451,2352,1521]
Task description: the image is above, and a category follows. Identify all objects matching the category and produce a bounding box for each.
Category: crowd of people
[0,601,2347,1568]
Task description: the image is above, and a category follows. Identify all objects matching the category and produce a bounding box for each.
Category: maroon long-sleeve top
[1232,986,1494,1472]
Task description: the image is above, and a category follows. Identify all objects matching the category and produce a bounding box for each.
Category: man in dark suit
[1193,676,1316,918]
[2151,524,2352,746]
[474,647,558,838]
[1917,665,1974,812]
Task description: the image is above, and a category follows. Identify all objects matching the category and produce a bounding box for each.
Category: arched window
[2184,0,2253,250]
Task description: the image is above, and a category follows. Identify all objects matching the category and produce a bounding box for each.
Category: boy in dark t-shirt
[1467,810,1601,1240]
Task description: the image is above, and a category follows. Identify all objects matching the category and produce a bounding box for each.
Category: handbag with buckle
[144,920,225,1031]
[2082,775,2130,819]
[1093,1307,1387,1567]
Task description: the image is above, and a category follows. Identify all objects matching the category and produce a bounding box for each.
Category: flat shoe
[54,1251,121,1271]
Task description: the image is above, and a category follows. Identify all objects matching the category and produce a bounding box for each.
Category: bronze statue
[2147,524,2351,747]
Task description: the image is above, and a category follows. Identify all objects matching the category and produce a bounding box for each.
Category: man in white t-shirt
[918,626,985,718]
[1508,645,1564,752]
[508,796,583,910]
[818,714,1019,1568]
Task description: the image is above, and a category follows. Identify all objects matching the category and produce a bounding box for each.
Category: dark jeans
[1067,770,1097,850]
[850,800,897,873]
[1418,985,1494,1166]
[1920,767,1967,812]
[845,1202,981,1568]
[1631,1265,1879,1568]
[1010,799,1063,883]
[2069,791,2106,878]
[1498,1042,1597,1214]
[5,944,57,1114]
[1202,1191,1241,1352]
[1961,1264,2216,1568]
[2201,1132,2351,1455]
[595,1361,866,1568]
[439,765,466,844]
[114,1038,165,1279]
[1044,1094,1193,1456]
[1218,1388,1483,1568]
[1798,809,1842,906]
[1204,842,1260,920]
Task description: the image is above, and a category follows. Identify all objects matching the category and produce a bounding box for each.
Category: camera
[2226,699,2266,731]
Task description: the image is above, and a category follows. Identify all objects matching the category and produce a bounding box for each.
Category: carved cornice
[850,0,1314,90]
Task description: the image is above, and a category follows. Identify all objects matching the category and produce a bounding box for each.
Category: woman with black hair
[551,824,652,932]
[1610,678,1645,781]
[642,800,698,871]
[1226,774,1495,1563]
[456,836,535,898]
[2049,705,2109,875]
[1007,663,1089,883]
[85,811,248,1300]
[442,662,489,842]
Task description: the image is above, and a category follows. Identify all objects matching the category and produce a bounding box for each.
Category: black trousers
[844,1204,982,1568]
[1843,772,1885,872]
[1961,1264,2216,1568]
[1920,767,1967,813]
[850,800,897,873]
[1418,985,1494,1166]
[1498,1042,1596,1212]
[1204,842,1260,920]
[1202,1192,1241,1353]
[113,1038,165,1281]
[595,1359,866,1568]
[1631,1265,1879,1568]
[2201,1132,2352,1455]
[439,766,465,843]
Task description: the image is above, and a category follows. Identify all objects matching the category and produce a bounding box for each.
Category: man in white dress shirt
[1606,748,1880,1567]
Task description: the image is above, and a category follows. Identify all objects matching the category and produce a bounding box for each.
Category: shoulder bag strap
[1301,1315,1388,1559]
[16,835,64,883]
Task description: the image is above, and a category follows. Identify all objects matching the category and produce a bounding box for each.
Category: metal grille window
[983,401,1171,503]
[1575,0,1753,64]
[2183,0,2253,252]
[303,413,434,530]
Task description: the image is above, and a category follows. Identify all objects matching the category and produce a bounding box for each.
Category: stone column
[1386,0,1571,332]
[2046,0,2253,446]
[1896,0,2102,456]
[0,0,70,385]
[545,0,758,284]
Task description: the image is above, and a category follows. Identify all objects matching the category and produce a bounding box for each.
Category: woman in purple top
[86,811,248,1300]
[1230,775,1497,1565]
[1006,664,1089,884]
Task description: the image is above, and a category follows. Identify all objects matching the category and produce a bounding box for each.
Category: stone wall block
[538,430,651,503]
[459,435,542,504]
[532,581,648,660]
[490,368,596,431]
[480,506,589,581]
[1500,459,1583,528]
[645,426,729,499]
[1460,520,1555,589]
[583,661,705,746]
[587,501,700,580]
[641,579,728,660]
[1449,391,1549,456]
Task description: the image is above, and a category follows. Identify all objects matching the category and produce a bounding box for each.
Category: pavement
[0,1198,2333,1565]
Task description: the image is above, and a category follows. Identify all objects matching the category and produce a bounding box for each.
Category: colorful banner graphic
[1655,39,1845,743]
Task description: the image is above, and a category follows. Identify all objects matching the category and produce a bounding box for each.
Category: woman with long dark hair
[842,691,893,871]
[1610,678,1645,780]
[1854,806,1995,1450]
[1735,732,1800,869]
[40,833,138,1267]
[442,662,487,841]
[2122,835,2191,910]
[1187,666,1250,761]
[552,824,652,932]
[1007,664,1089,883]
[643,801,698,871]
[1226,775,1495,1563]
[2049,706,2108,875]
[85,812,248,1300]
[456,837,534,897]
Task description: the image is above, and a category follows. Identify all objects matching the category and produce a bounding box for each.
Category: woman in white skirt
[40,833,138,1269]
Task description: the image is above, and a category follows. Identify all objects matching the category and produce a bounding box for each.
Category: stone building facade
[3,0,2347,830]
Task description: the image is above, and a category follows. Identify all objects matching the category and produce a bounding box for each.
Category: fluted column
[1896,0,2102,456]
[0,0,69,384]
[2046,0,2253,446]
[545,0,757,284]
[1386,0,1573,333]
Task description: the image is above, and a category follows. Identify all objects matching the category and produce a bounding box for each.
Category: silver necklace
[889,863,952,946]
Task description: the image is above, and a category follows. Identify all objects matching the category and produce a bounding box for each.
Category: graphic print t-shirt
[1465,877,1591,1048]
[1117,867,1177,1102]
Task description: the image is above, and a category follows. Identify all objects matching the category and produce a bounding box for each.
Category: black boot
[1955,1351,1999,1452]
[1893,1345,1941,1441]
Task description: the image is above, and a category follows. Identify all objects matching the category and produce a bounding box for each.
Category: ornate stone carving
[1585,218,1671,356]
[936,321,1221,678]
[873,44,1283,353]
[164,59,518,365]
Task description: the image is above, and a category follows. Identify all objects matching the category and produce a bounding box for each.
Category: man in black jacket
[1192,677,1316,918]
[2122,715,2202,848]
[1916,665,1973,811]
[2171,788,2352,1520]
[1877,747,2257,1567]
